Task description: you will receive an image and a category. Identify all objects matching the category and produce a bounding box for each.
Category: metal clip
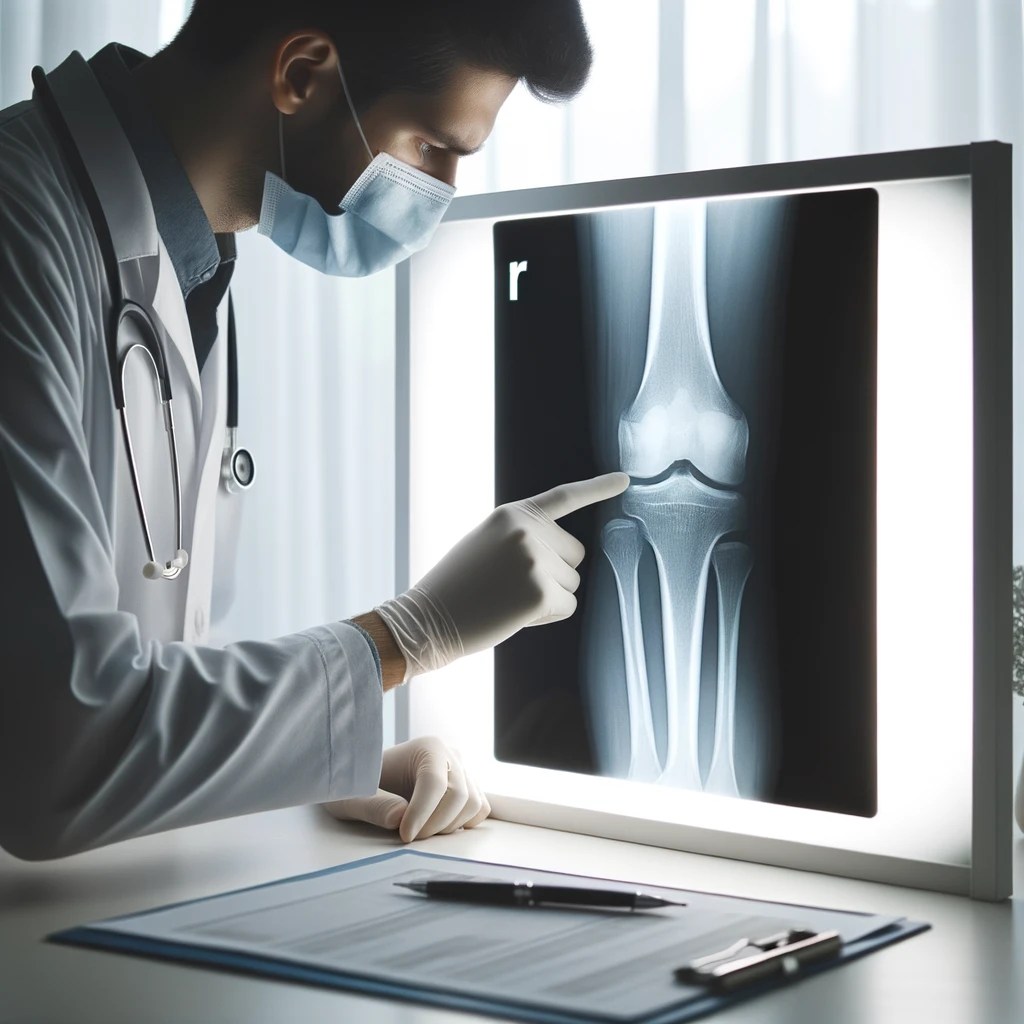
[675,928,842,992]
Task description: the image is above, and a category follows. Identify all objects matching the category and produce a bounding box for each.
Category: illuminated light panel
[406,177,973,869]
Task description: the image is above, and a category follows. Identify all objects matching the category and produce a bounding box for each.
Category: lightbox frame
[394,143,1013,901]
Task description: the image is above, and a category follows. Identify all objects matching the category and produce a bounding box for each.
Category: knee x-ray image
[494,189,878,817]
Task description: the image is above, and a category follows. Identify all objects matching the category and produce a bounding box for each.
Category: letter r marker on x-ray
[509,260,528,300]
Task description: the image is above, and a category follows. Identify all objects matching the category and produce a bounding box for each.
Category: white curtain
[2,0,1022,770]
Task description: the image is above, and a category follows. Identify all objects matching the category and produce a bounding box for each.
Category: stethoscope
[32,65,254,582]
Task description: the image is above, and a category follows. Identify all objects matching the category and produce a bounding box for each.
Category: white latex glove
[375,472,630,680]
[323,737,490,843]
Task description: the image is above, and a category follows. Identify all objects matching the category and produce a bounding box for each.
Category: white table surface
[1,808,1021,1024]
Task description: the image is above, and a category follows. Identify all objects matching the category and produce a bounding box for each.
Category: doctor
[0,0,628,860]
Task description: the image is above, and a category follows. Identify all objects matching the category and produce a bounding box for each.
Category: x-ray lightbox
[395,144,1013,899]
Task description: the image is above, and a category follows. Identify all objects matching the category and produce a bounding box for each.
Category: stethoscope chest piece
[222,428,255,494]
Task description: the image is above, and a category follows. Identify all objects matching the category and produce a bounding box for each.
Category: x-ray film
[494,190,878,818]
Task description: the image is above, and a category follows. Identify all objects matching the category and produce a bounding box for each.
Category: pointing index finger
[530,472,630,521]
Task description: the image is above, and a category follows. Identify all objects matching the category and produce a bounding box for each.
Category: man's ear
[269,30,337,115]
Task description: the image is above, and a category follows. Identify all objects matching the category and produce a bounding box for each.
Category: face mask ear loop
[278,111,287,182]
[337,58,374,163]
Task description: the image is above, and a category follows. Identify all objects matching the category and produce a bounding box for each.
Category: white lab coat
[0,54,383,860]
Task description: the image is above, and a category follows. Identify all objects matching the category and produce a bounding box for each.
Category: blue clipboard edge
[48,849,931,1024]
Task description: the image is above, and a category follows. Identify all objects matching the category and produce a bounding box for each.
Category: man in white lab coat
[0,0,628,859]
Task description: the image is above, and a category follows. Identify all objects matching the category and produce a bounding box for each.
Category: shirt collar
[89,42,234,298]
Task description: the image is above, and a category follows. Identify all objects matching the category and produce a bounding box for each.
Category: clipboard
[50,850,929,1024]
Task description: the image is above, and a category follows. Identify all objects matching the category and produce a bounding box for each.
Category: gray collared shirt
[89,42,235,371]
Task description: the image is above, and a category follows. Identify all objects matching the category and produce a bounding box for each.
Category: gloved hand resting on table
[324,736,489,843]
[374,472,630,681]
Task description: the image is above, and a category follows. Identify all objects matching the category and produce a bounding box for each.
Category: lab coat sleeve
[0,111,383,860]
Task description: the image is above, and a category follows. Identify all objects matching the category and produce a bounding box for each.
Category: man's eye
[419,141,433,159]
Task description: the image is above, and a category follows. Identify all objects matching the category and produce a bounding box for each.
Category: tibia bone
[600,519,662,781]
[618,201,749,486]
[622,469,747,791]
[704,541,754,798]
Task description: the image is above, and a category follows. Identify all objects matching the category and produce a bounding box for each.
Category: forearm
[352,611,407,692]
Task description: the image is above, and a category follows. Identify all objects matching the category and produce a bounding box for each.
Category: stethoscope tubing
[30,61,250,582]
[117,342,185,578]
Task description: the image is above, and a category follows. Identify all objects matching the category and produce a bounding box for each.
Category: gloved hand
[375,472,630,681]
[323,736,490,843]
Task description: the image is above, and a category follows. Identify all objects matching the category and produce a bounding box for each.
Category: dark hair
[176,0,592,110]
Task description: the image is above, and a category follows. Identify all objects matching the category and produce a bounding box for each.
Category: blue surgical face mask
[257,62,456,277]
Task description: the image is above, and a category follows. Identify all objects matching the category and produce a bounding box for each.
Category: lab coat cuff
[303,621,383,801]
[345,618,383,681]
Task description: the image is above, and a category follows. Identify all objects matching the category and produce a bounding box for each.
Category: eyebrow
[428,128,484,157]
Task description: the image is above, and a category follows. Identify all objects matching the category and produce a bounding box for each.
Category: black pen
[393,879,686,910]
